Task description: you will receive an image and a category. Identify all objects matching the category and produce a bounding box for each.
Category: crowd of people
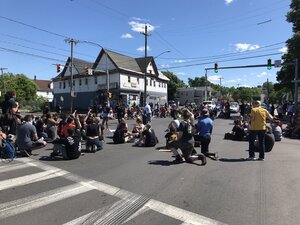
[0,90,299,164]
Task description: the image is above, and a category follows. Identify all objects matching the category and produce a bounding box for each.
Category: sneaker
[173,155,184,163]
[245,157,257,161]
[22,150,32,157]
[257,158,265,161]
[198,155,207,165]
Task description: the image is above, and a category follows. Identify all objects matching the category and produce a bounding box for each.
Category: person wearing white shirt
[144,103,152,124]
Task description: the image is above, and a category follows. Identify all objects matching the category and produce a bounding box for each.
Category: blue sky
[0,0,292,87]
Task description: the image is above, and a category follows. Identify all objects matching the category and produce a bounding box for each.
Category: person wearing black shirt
[141,123,157,147]
[85,117,103,152]
[167,108,206,165]
[51,128,81,160]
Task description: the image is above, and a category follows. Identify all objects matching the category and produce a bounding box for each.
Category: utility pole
[294,58,299,115]
[65,38,79,113]
[141,25,150,106]
[0,67,7,94]
[267,78,270,105]
[205,69,208,101]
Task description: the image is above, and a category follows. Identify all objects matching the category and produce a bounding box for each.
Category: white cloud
[223,78,242,83]
[279,47,287,53]
[121,33,134,39]
[129,21,156,33]
[160,64,170,68]
[176,72,187,76]
[225,0,234,5]
[173,59,186,63]
[131,17,149,22]
[137,45,151,52]
[235,43,260,52]
[257,71,269,78]
[208,75,222,82]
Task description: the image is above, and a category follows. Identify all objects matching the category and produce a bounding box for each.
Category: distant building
[52,49,169,110]
[177,87,212,105]
[32,76,53,102]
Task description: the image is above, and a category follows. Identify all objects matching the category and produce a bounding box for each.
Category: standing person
[144,102,152,124]
[168,109,206,165]
[247,100,273,161]
[102,102,110,130]
[195,109,218,160]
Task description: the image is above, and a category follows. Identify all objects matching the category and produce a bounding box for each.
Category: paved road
[0,115,300,225]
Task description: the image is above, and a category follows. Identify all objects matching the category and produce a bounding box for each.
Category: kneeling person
[51,128,81,160]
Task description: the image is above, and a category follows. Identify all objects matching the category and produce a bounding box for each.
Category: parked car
[230,102,240,113]
[202,100,216,110]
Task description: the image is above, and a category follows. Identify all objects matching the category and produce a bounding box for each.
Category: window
[149,70,152,74]
[153,80,156,87]
[73,80,75,86]
[94,76,98,84]
[68,81,71,87]
[137,78,139,84]
[85,78,88,85]
[63,82,66,89]
[79,79,82,86]
[59,82,61,89]
[159,82,161,88]
[150,79,152,86]
[146,79,148,86]
[128,76,131,83]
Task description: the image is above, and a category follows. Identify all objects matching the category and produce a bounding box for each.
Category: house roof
[55,57,94,79]
[33,79,52,91]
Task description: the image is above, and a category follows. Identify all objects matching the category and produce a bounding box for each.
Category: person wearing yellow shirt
[246,101,273,161]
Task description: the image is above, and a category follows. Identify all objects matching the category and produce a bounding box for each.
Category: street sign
[274,60,281,67]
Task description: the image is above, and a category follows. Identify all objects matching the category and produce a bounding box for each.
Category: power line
[0,15,68,39]
[0,46,65,63]
[161,52,283,70]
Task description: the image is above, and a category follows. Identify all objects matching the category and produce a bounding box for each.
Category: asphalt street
[0,115,300,225]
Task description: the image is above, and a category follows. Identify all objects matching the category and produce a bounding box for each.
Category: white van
[202,100,216,110]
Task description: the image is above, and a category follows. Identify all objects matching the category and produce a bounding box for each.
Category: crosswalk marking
[0,169,69,191]
[0,163,30,174]
[64,195,149,225]
[0,183,93,219]
[7,158,226,225]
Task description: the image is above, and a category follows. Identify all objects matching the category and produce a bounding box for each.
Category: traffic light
[214,63,218,73]
[107,92,112,99]
[85,67,89,75]
[56,64,61,73]
[267,59,272,70]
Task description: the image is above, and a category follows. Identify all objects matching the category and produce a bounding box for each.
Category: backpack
[1,139,16,160]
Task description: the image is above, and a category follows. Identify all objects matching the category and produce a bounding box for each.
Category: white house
[177,87,212,105]
[52,49,169,110]
[32,76,53,103]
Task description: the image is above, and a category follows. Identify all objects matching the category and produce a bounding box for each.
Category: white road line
[16,158,226,225]
[0,183,93,219]
[0,169,69,191]
[63,212,95,225]
[0,163,30,173]
[146,199,226,225]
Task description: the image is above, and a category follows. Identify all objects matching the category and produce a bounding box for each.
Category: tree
[1,73,37,101]
[276,0,300,98]
[188,77,207,87]
[162,71,186,100]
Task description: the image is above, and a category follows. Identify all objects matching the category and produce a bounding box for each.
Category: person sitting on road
[131,117,145,139]
[113,118,129,144]
[16,114,47,156]
[51,128,82,160]
[168,108,207,165]
[136,123,158,147]
[224,119,246,141]
[85,116,103,152]
[271,119,283,141]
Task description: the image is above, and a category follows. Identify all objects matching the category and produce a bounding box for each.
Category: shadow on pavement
[218,158,246,162]
[39,156,63,161]
[148,160,175,166]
